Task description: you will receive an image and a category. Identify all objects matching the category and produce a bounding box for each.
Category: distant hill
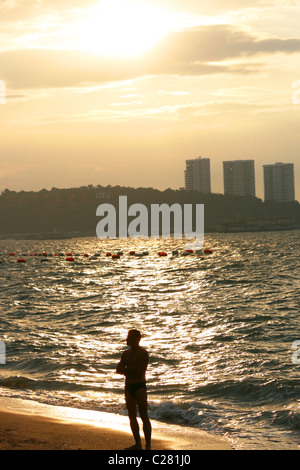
[0,185,299,238]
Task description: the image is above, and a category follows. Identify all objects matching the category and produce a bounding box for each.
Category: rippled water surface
[0,231,299,449]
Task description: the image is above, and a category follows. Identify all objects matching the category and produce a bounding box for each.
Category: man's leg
[136,388,151,450]
[125,390,142,450]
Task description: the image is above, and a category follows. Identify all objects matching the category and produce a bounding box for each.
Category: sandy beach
[0,408,168,450]
[0,398,232,450]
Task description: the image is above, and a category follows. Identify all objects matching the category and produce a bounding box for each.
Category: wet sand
[0,398,232,450]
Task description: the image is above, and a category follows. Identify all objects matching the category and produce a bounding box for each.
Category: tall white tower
[223,160,256,197]
[184,157,211,193]
[263,163,295,203]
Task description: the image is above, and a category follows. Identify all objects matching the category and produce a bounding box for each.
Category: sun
[76,0,174,58]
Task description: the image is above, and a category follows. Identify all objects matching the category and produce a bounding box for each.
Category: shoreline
[0,227,299,241]
[0,397,232,451]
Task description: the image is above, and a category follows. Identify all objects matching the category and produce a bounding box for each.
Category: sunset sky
[0,0,299,200]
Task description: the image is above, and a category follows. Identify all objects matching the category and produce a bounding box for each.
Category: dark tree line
[0,185,299,236]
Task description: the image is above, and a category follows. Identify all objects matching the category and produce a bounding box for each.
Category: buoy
[17,258,26,263]
[66,257,75,261]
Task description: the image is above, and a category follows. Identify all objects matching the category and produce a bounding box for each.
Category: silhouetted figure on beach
[116,329,151,450]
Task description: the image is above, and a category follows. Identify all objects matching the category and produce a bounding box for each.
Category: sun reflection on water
[1,233,299,449]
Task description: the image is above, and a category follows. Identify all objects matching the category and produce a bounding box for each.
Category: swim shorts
[125,381,147,398]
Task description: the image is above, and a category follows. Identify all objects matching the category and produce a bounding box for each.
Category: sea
[0,231,299,450]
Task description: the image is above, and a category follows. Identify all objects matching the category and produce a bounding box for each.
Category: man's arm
[116,352,127,375]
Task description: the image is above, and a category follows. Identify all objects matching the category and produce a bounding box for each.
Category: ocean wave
[256,408,300,432]
[194,377,300,405]
[149,401,224,434]
[1,232,300,449]
[0,375,38,390]
[0,375,107,393]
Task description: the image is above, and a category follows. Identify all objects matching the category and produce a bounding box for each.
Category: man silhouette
[116,329,152,450]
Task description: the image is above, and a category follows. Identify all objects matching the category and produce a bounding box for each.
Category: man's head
[126,329,142,347]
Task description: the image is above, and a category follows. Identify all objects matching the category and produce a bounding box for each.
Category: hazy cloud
[0,0,266,18]
[0,50,260,91]
[0,49,143,89]
[156,25,300,63]
[0,0,96,21]
[156,0,272,15]
[1,25,300,90]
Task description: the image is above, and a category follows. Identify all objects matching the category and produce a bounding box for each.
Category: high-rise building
[223,160,256,197]
[184,157,211,193]
[263,162,295,203]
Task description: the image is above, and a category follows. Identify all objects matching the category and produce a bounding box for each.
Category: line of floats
[1,248,213,263]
